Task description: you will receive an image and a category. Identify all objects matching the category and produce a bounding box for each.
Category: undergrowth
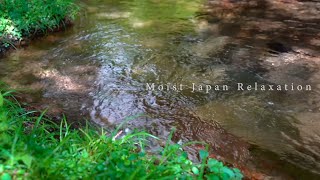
[0,0,79,47]
[0,90,243,179]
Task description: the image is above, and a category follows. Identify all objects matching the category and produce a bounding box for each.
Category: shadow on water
[1,0,320,178]
[194,0,320,178]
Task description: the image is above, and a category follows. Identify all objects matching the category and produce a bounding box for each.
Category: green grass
[0,0,79,47]
[0,90,243,180]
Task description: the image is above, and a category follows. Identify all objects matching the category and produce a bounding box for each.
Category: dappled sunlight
[131,19,153,28]
[38,69,85,92]
[140,37,164,48]
[246,20,286,32]
[86,6,99,14]
[96,12,131,20]
[310,36,320,47]
[6,48,48,60]
[191,36,230,58]
[268,0,320,21]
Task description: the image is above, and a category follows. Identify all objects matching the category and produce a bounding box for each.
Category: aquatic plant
[0,90,243,179]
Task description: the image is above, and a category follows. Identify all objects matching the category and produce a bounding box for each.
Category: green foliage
[0,90,243,179]
[0,0,79,41]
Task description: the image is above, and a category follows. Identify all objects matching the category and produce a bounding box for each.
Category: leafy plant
[0,0,79,46]
[0,90,243,179]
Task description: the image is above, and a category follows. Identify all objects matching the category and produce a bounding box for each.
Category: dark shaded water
[1,0,320,178]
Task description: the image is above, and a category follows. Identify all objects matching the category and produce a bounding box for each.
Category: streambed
[1,0,320,178]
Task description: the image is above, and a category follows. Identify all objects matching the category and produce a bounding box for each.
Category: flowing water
[1,0,320,178]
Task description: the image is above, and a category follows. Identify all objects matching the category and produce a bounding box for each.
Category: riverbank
[0,90,243,179]
[0,0,79,56]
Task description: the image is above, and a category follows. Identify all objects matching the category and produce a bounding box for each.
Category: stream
[1,0,320,179]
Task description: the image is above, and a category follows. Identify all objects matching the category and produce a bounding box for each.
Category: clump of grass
[0,91,243,179]
[0,0,79,47]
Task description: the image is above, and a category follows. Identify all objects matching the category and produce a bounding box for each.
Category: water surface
[1,0,320,178]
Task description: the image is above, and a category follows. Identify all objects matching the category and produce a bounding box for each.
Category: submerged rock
[267,42,292,54]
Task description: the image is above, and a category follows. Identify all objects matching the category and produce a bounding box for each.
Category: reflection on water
[1,0,320,178]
